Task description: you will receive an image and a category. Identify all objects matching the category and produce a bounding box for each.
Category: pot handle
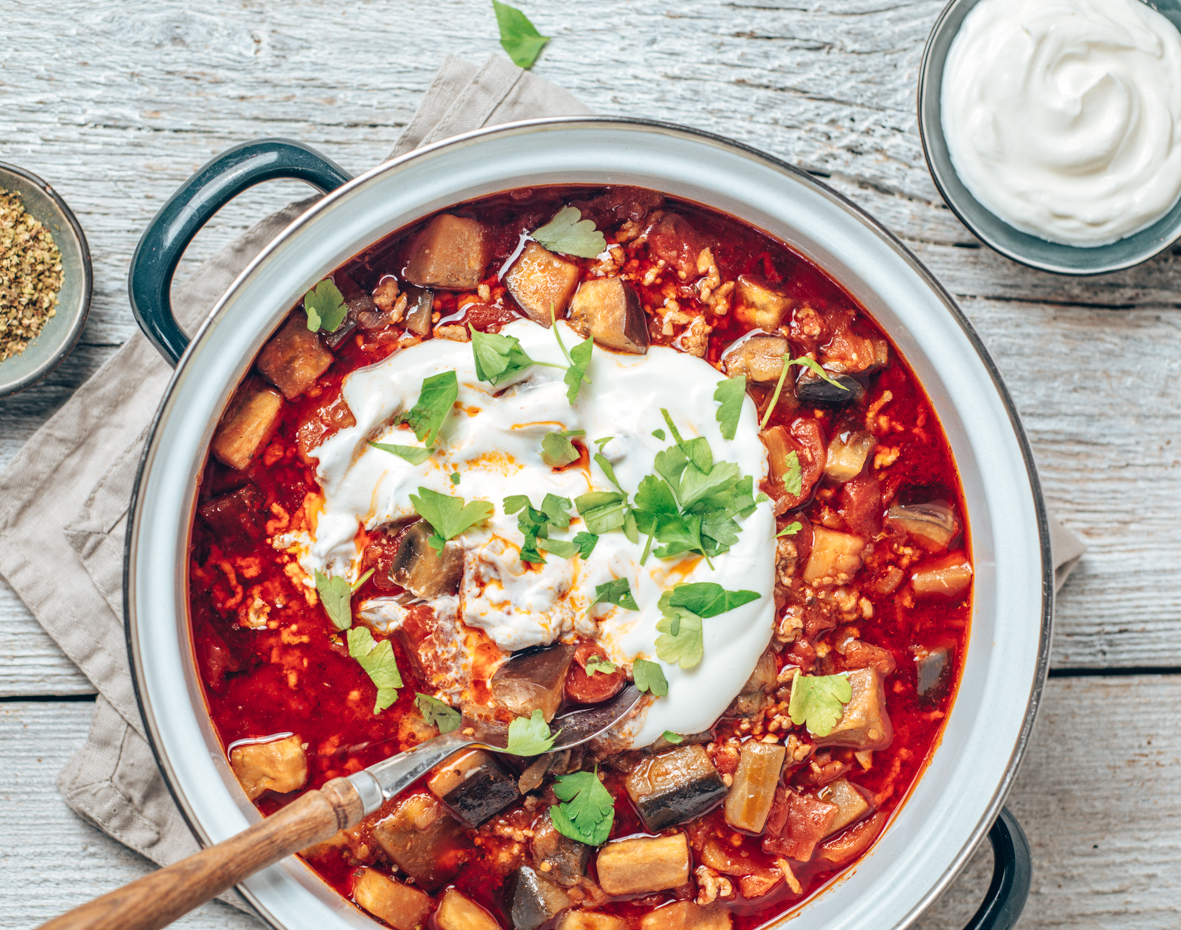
[964,807,1032,930]
[128,139,352,367]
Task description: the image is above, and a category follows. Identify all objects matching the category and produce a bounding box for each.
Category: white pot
[125,119,1052,930]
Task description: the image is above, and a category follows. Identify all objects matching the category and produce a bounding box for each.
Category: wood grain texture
[7,677,1178,928]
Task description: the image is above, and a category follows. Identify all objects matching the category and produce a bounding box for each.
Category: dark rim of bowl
[123,116,1055,930]
[0,160,93,396]
[917,0,1181,276]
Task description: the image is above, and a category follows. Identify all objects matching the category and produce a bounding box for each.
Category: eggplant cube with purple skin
[568,276,650,354]
[624,744,728,833]
[427,749,521,828]
[404,214,491,290]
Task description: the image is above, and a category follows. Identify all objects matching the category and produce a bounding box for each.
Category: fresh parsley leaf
[369,441,432,465]
[303,278,348,333]
[575,490,628,534]
[593,436,614,452]
[782,450,802,497]
[776,521,802,537]
[504,709,559,756]
[590,578,639,613]
[633,658,669,697]
[410,488,494,553]
[584,655,617,676]
[533,206,607,258]
[540,538,579,558]
[760,355,848,429]
[505,493,575,564]
[415,693,461,733]
[788,673,853,737]
[714,376,747,441]
[796,356,849,391]
[593,452,626,495]
[564,337,593,404]
[400,370,458,447]
[470,327,558,385]
[667,582,761,618]
[450,472,461,485]
[573,531,599,559]
[662,731,684,744]
[314,571,354,631]
[550,768,614,846]
[655,603,704,670]
[652,428,666,441]
[347,627,402,713]
[351,568,375,592]
[541,429,584,468]
[492,0,549,69]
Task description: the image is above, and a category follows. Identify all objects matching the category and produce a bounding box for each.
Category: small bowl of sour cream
[919,0,1181,274]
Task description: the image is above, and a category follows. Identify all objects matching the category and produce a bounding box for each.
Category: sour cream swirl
[942,0,1181,246]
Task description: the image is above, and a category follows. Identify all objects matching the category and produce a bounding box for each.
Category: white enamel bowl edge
[126,119,1052,930]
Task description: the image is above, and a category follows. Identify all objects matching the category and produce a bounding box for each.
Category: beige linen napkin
[0,52,1081,912]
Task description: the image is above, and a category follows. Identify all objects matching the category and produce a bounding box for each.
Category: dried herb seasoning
[0,189,62,362]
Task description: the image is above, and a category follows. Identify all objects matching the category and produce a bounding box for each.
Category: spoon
[38,685,643,930]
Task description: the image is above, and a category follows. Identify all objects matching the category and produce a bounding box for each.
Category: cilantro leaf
[415,693,461,733]
[633,658,669,697]
[369,441,432,465]
[590,578,640,613]
[470,327,558,385]
[532,206,607,258]
[504,709,559,756]
[788,673,853,737]
[585,655,618,676]
[492,0,549,69]
[303,279,348,333]
[541,429,584,468]
[314,571,354,631]
[662,731,684,744]
[573,532,599,559]
[505,493,575,564]
[410,488,494,552]
[400,370,458,447]
[776,521,802,537]
[782,450,802,497]
[550,768,614,846]
[667,583,761,618]
[714,376,747,441]
[574,490,628,534]
[347,627,402,713]
[564,337,593,404]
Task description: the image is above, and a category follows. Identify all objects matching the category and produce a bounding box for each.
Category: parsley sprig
[714,375,747,441]
[504,493,574,564]
[347,627,402,713]
[760,355,849,429]
[492,0,549,70]
[415,693,461,733]
[533,206,607,258]
[504,709,559,756]
[541,429,584,468]
[550,305,593,403]
[788,673,853,737]
[588,578,639,614]
[303,279,348,333]
[549,768,614,846]
[410,488,494,553]
[633,658,669,697]
[314,569,374,631]
[400,370,458,447]
[655,582,760,670]
[470,326,562,385]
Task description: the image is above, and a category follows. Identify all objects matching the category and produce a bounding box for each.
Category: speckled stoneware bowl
[918,0,1181,275]
[0,161,92,395]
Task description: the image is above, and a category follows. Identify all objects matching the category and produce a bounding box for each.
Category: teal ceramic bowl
[918,0,1181,275]
[0,161,92,396]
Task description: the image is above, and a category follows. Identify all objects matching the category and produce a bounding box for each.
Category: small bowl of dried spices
[0,161,92,397]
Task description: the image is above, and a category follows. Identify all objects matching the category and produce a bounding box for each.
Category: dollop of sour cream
[302,320,776,747]
[942,0,1181,246]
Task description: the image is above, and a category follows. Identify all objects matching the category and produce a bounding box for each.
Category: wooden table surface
[3,1,1178,927]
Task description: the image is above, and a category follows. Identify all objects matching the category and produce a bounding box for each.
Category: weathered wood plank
[5,676,1178,927]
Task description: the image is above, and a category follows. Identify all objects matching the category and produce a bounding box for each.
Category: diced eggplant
[886,502,959,552]
[372,792,469,890]
[435,887,500,930]
[335,270,378,316]
[199,484,266,548]
[639,901,732,930]
[794,368,863,406]
[211,378,285,471]
[391,521,465,598]
[722,334,787,383]
[567,276,649,354]
[228,734,307,801]
[911,554,973,598]
[914,646,951,702]
[531,811,591,886]
[734,275,794,331]
[596,833,691,896]
[761,419,826,508]
[824,430,876,483]
[405,285,434,336]
[624,744,728,832]
[427,749,520,828]
[404,214,491,290]
[802,527,865,585]
[491,643,576,722]
[256,315,335,400]
[724,741,786,833]
[352,868,432,930]
[819,668,893,752]
[557,912,628,930]
[819,777,872,836]
[509,865,571,930]
[726,650,776,718]
[505,241,582,325]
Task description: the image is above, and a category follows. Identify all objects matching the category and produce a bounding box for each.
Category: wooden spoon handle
[36,777,365,930]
